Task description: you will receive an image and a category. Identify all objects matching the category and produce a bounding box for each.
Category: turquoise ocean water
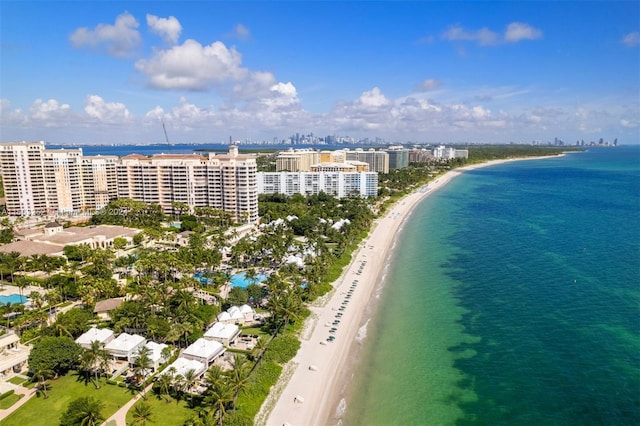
[342,147,640,425]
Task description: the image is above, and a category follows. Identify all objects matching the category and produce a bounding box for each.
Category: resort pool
[230,272,269,288]
[193,272,213,284]
[0,294,28,304]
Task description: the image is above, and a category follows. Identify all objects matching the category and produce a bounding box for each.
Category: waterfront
[343,147,640,425]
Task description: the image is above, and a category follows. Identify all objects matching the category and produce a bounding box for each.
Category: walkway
[102,382,154,426]
[0,383,36,421]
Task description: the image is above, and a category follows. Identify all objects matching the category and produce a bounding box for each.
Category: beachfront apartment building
[257,171,378,198]
[432,145,469,160]
[343,148,390,173]
[0,142,259,224]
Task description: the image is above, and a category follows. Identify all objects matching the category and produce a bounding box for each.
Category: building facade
[0,142,258,223]
[257,171,378,198]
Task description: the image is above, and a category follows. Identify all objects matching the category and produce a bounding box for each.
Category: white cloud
[233,24,250,40]
[30,99,73,125]
[135,39,247,90]
[441,22,542,46]
[84,95,131,123]
[358,87,391,108]
[418,79,441,91]
[146,14,182,44]
[504,22,543,42]
[70,12,141,58]
[621,31,640,47]
[442,25,500,46]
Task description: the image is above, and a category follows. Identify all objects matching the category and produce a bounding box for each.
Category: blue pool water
[193,272,213,284]
[230,272,269,288]
[0,294,28,304]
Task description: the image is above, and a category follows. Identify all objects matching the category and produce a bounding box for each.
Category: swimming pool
[0,294,28,304]
[230,272,269,288]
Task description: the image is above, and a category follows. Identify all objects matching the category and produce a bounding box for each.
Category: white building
[75,327,115,349]
[257,171,378,198]
[182,338,225,367]
[105,333,146,363]
[0,331,30,377]
[139,341,169,371]
[432,145,469,160]
[204,322,241,346]
[165,357,206,379]
[0,142,258,223]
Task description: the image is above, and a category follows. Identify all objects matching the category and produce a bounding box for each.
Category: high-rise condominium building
[0,142,258,223]
[342,149,390,173]
[257,171,378,198]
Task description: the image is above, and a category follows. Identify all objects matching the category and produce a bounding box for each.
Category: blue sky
[1,1,638,144]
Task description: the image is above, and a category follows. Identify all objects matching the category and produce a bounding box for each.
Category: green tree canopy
[60,396,105,426]
[28,336,82,375]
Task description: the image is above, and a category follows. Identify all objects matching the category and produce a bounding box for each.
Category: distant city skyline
[1,1,638,144]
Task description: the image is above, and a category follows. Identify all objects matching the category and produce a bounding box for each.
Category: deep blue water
[345,147,640,425]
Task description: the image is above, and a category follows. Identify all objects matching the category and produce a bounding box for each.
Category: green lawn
[2,373,134,426]
[0,393,23,409]
[7,376,27,386]
[126,393,194,425]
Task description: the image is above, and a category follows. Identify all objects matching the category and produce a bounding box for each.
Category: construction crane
[162,120,172,152]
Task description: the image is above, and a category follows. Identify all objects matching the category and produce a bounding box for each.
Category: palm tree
[156,373,173,403]
[133,346,153,393]
[204,381,233,426]
[226,354,250,411]
[182,368,197,406]
[131,402,154,425]
[60,396,105,426]
[32,367,53,399]
[81,340,111,388]
[204,365,224,391]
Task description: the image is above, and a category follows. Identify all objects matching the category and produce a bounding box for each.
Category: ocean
[342,147,640,425]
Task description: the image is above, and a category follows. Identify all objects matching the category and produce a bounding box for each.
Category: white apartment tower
[0,142,48,216]
[0,142,258,224]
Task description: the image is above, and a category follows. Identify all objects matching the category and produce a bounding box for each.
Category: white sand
[261,156,562,426]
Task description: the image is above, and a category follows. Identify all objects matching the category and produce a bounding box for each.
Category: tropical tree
[80,340,111,388]
[131,402,154,425]
[156,373,173,403]
[204,381,233,426]
[60,396,105,426]
[132,346,153,391]
[28,336,82,377]
[31,366,54,399]
[226,354,250,411]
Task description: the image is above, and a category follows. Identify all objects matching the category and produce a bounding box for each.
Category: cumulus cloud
[418,79,441,91]
[70,12,141,58]
[441,22,542,46]
[358,87,391,108]
[147,14,182,44]
[621,31,640,47]
[504,22,543,42]
[135,39,247,90]
[30,99,73,125]
[84,95,131,123]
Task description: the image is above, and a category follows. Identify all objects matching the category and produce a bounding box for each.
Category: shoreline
[260,155,563,426]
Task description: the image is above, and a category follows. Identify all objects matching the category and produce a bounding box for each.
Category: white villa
[0,331,30,377]
[75,327,114,349]
[217,304,255,325]
[105,333,146,363]
[143,341,169,371]
[203,322,241,346]
[165,357,206,379]
[182,338,225,368]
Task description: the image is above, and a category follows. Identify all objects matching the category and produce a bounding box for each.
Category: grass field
[2,373,134,426]
[126,393,194,425]
[0,393,23,409]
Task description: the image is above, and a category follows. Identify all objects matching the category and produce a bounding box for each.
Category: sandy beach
[260,156,562,426]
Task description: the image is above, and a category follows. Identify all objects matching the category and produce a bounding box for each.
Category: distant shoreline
[261,154,565,426]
